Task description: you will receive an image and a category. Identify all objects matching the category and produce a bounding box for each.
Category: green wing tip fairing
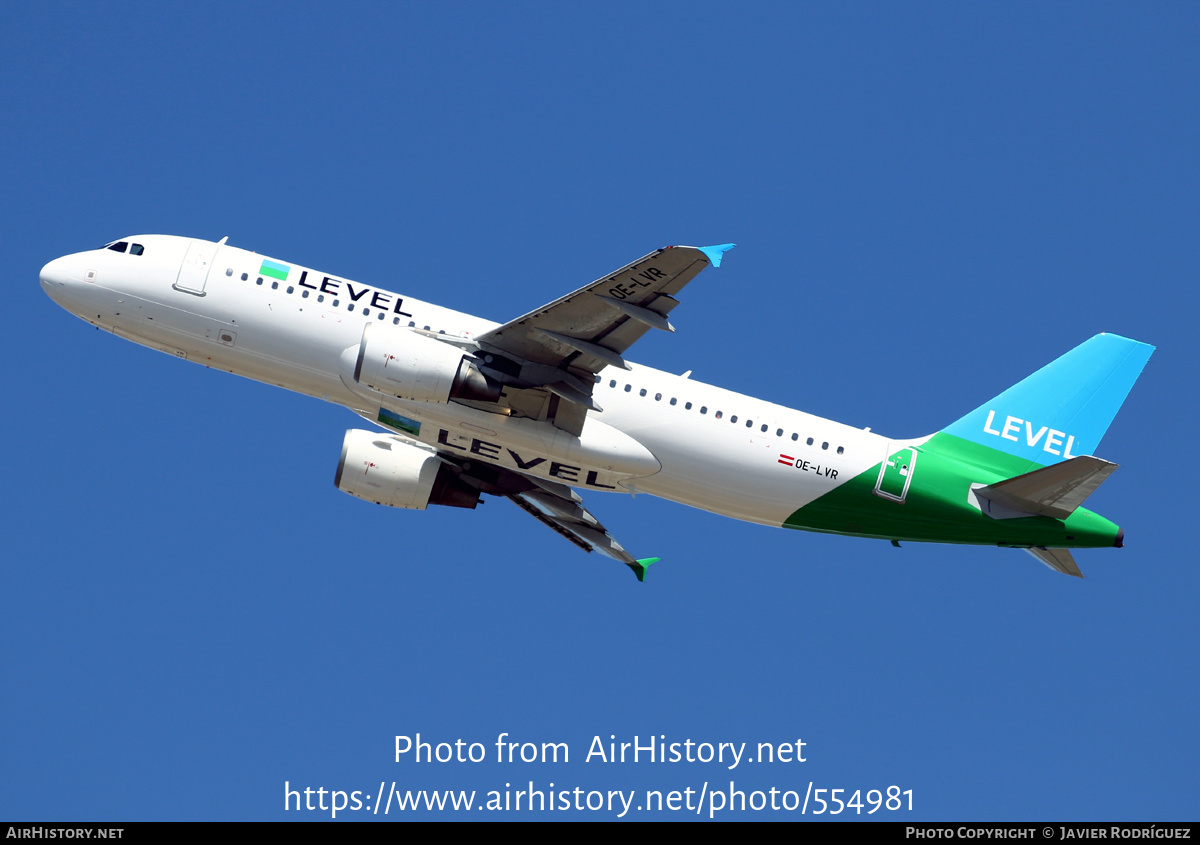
[629,557,661,582]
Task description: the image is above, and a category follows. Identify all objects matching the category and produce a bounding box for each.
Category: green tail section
[784,433,1120,549]
[784,334,1153,554]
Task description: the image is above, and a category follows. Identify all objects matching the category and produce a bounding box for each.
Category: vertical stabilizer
[942,334,1153,463]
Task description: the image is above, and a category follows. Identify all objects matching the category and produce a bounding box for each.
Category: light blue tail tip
[629,557,661,582]
[699,243,736,268]
[943,332,1155,462]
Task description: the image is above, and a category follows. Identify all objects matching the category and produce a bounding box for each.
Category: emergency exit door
[874,444,917,503]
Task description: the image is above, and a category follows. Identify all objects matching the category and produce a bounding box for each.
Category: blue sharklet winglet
[698,243,736,268]
[628,557,661,582]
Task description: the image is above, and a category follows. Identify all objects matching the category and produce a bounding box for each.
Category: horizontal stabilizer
[1026,546,1084,578]
[977,456,1118,520]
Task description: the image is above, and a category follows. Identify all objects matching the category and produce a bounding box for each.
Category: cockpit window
[100,241,144,255]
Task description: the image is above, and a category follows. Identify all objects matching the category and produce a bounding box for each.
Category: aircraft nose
[39,253,86,296]
[40,253,91,307]
[40,255,71,288]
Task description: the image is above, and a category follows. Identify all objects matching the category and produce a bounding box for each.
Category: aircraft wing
[475,244,734,375]
[392,438,658,581]
[507,487,659,582]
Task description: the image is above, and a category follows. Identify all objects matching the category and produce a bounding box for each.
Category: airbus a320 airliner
[41,236,1153,580]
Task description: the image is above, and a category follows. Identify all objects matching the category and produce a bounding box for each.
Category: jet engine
[334,429,480,509]
[349,323,500,404]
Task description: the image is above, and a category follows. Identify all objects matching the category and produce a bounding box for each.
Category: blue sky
[3,2,1197,820]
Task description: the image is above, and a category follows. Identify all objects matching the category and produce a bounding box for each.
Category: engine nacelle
[334,429,480,510]
[351,323,500,403]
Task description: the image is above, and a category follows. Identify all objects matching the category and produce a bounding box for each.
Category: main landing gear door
[874,444,917,503]
[174,239,219,296]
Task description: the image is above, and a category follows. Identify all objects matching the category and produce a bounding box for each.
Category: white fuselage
[41,235,896,528]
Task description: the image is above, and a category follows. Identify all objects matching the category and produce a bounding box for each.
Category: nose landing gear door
[874,443,917,503]
[174,239,218,296]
